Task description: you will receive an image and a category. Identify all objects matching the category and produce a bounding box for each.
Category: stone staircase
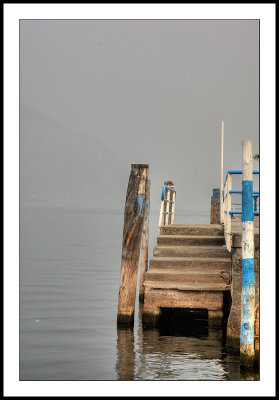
[142,224,231,324]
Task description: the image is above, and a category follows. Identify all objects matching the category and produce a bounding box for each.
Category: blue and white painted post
[240,141,256,361]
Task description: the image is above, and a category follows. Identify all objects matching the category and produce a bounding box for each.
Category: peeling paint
[137,194,146,216]
[241,173,255,351]
[240,259,256,345]
[242,180,254,222]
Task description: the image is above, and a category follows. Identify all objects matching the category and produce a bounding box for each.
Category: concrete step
[153,245,230,258]
[145,268,231,284]
[143,280,230,291]
[149,256,231,270]
[160,224,224,236]
[157,235,225,246]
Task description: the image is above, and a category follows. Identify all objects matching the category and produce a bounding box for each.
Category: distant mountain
[20,105,127,209]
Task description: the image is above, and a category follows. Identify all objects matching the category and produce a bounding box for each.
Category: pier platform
[142,216,259,349]
[142,224,231,324]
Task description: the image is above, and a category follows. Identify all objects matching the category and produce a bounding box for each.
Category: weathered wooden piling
[139,179,150,303]
[240,140,256,363]
[210,188,220,224]
[117,164,149,324]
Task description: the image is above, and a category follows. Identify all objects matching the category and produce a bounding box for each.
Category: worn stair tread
[158,235,225,239]
[145,268,229,276]
[150,256,231,263]
[160,224,224,236]
[145,268,231,284]
[154,245,228,249]
[143,280,230,291]
[153,245,230,257]
[164,224,223,227]
[149,257,231,271]
[157,235,225,245]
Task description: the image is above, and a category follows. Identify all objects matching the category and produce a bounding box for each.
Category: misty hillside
[20,105,128,209]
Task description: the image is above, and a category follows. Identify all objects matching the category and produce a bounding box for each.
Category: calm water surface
[20,207,258,380]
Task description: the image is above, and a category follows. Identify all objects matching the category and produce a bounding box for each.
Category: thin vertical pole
[220,120,224,224]
[210,194,213,224]
[167,182,174,225]
[117,164,149,325]
[171,191,176,224]
[240,140,255,362]
[227,173,232,251]
[168,189,173,225]
[224,180,228,246]
[139,179,150,303]
[158,198,164,228]
[165,189,170,226]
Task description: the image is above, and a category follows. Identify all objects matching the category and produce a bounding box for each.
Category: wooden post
[139,179,150,303]
[210,189,220,224]
[117,164,149,324]
[220,121,224,224]
[240,141,256,363]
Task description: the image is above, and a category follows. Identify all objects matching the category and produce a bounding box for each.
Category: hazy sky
[20,19,259,217]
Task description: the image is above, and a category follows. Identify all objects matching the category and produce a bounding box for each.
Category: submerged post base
[139,291,145,304]
[208,310,223,327]
[117,312,134,327]
[240,343,255,367]
[142,307,161,325]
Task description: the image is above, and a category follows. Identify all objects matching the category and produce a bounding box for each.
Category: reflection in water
[158,308,209,338]
[116,307,259,381]
[20,208,259,380]
[116,327,135,380]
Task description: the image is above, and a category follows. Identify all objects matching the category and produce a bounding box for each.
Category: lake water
[20,207,259,381]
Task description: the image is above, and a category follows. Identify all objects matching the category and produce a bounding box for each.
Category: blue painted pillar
[240,141,256,360]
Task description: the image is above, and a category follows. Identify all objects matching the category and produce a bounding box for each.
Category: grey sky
[20,19,259,217]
